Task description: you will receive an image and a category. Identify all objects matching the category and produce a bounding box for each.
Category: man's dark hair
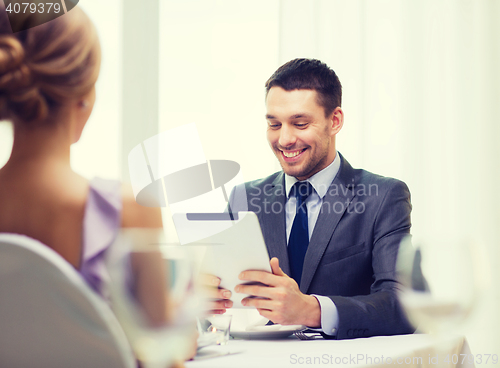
[265,58,342,117]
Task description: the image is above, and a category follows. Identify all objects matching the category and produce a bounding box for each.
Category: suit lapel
[300,155,356,293]
[259,173,291,276]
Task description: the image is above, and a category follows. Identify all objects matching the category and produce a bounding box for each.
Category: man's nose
[278,125,296,148]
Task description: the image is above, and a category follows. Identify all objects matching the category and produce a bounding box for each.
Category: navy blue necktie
[288,181,313,285]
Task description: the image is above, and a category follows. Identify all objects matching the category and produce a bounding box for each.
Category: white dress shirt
[284,152,341,336]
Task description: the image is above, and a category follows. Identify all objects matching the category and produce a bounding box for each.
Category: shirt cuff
[312,295,339,336]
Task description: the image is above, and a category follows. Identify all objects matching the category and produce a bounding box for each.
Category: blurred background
[1,0,498,358]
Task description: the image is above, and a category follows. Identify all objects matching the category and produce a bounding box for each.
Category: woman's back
[0,160,162,290]
[0,2,161,276]
[0,161,88,269]
[0,2,99,269]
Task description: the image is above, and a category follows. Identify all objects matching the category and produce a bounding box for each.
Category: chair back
[0,233,136,368]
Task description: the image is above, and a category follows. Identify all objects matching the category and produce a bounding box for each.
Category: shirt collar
[285,151,341,199]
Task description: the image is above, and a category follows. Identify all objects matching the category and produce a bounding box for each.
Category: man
[212,58,414,339]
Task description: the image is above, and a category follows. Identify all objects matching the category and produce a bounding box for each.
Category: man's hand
[200,274,233,314]
[235,257,321,327]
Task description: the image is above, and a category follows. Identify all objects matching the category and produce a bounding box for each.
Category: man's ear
[329,106,344,136]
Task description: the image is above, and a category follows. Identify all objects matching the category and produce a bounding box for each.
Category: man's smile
[280,148,307,162]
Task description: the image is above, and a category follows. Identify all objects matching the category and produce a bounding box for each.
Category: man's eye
[295,123,308,127]
[268,123,281,128]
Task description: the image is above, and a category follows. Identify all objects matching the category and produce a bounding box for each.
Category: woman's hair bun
[0,36,48,123]
[0,4,100,125]
[0,36,25,77]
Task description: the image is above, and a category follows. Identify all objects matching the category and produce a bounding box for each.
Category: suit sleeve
[325,180,415,339]
[226,183,249,213]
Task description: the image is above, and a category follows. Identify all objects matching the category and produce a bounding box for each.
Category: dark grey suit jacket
[228,153,414,339]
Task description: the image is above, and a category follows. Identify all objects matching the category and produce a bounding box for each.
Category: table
[186,334,474,368]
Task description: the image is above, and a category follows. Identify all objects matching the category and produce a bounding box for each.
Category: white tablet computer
[172,212,271,308]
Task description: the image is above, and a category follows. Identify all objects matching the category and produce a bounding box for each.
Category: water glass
[197,315,232,346]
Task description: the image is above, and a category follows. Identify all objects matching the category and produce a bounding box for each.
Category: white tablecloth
[186,334,474,368]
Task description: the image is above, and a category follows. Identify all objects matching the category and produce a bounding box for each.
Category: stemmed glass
[396,235,488,338]
[106,228,204,368]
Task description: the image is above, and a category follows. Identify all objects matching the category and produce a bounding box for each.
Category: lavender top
[79,178,122,296]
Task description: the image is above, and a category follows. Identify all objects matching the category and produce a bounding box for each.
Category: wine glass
[105,228,203,368]
[396,235,488,337]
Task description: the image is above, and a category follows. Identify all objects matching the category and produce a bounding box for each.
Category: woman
[0,4,194,366]
[0,2,162,300]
